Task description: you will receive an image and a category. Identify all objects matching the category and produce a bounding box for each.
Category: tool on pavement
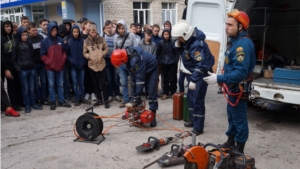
[136,136,175,152]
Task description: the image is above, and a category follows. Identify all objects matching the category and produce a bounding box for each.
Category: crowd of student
[1,16,189,117]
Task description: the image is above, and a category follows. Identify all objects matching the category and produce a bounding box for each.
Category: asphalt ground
[1,84,300,169]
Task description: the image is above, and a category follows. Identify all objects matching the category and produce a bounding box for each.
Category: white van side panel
[187,0,226,74]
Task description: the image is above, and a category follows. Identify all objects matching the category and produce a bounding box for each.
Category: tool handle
[171,144,180,151]
[85,106,93,112]
[148,136,160,150]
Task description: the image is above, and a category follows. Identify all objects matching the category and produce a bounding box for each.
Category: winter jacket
[138,39,157,57]
[1,20,14,71]
[83,34,109,72]
[12,27,35,72]
[151,34,162,46]
[27,33,44,63]
[157,29,178,65]
[114,20,138,50]
[104,33,117,59]
[40,31,47,38]
[40,23,67,71]
[67,25,86,69]
[62,19,73,41]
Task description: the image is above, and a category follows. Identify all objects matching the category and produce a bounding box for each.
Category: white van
[186,0,300,110]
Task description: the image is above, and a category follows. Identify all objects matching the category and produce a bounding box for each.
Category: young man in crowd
[40,22,71,110]
[164,21,172,31]
[143,24,151,32]
[114,19,138,108]
[112,20,118,34]
[27,22,50,106]
[130,23,141,43]
[103,20,122,103]
[157,29,178,100]
[12,22,18,35]
[39,18,49,38]
[67,25,91,106]
[77,17,88,30]
[12,27,43,113]
[83,23,110,108]
[138,29,156,56]
[135,23,143,39]
[21,16,30,28]
[1,20,23,111]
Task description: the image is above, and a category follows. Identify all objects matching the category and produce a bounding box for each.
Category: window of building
[1,7,24,25]
[133,2,151,25]
[32,6,45,27]
[161,2,176,26]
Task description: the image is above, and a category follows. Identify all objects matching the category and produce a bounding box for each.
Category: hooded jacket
[138,38,157,57]
[67,25,86,69]
[157,29,178,65]
[114,20,138,50]
[27,31,44,63]
[1,20,15,71]
[40,23,67,71]
[11,27,35,72]
[62,19,73,40]
[151,34,162,46]
[83,33,109,72]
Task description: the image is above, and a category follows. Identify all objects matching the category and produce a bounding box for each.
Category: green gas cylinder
[183,94,190,122]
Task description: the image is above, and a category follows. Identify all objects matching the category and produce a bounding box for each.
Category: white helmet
[171,20,194,41]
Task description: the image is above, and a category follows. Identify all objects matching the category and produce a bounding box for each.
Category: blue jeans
[70,66,85,101]
[63,61,71,99]
[47,70,64,103]
[178,71,190,93]
[106,61,121,97]
[19,68,36,105]
[118,64,129,102]
[34,63,47,101]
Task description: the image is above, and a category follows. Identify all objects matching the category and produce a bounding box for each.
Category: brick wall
[103,0,186,27]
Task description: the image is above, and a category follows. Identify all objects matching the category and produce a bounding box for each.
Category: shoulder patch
[236,52,245,62]
[236,47,243,52]
[185,53,190,60]
[194,51,202,62]
[225,57,229,64]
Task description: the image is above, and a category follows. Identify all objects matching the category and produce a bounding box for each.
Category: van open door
[186,0,227,74]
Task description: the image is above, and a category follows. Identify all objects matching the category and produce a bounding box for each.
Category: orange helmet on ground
[111,49,128,68]
[227,9,250,29]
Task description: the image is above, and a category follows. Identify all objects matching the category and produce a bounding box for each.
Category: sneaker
[159,92,165,97]
[93,100,103,107]
[191,129,203,136]
[108,96,113,103]
[84,93,90,100]
[184,122,194,128]
[25,105,31,113]
[74,100,80,106]
[115,95,122,102]
[65,97,74,103]
[119,101,127,108]
[150,118,157,127]
[81,98,91,105]
[91,93,97,101]
[58,102,71,108]
[5,107,20,117]
[161,94,168,100]
[42,100,51,106]
[104,101,110,109]
[50,102,56,110]
[31,104,43,110]
[12,105,22,111]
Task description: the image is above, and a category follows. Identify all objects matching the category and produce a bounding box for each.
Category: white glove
[203,71,217,84]
[189,82,196,90]
[175,40,181,47]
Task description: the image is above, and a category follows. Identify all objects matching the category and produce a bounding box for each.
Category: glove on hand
[203,71,217,84]
[189,82,196,90]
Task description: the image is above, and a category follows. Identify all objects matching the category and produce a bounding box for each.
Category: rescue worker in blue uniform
[204,9,256,154]
[111,46,158,127]
[172,20,215,136]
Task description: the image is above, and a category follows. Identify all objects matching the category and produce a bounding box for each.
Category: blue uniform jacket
[217,30,256,91]
[181,28,215,83]
[126,46,158,94]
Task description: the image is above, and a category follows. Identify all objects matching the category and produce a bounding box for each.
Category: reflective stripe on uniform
[194,69,204,74]
[189,108,194,110]
[136,81,145,84]
[148,100,157,102]
[193,114,205,117]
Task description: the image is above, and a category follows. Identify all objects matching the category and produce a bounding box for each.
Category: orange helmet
[111,49,128,68]
[227,9,250,29]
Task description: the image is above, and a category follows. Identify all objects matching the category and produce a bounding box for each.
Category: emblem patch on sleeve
[185,53,190,60]
[225,57,229,64]
[236,47,244,52]
[236,52,244,62]
[194,51,202,62]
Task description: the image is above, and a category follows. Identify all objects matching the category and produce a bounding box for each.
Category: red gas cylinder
[173,92,184,120]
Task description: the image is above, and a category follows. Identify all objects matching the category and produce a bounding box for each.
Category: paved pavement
[1,84,300,169]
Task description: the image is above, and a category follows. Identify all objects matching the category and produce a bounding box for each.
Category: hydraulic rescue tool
[136,136,175,152]
[123,100,155,126]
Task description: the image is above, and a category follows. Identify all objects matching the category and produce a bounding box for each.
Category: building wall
[103,0,185,28]
[74,0,83,23]
[47,3,63,24]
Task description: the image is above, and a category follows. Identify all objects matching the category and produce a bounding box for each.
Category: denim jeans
[106,60,121,97]
[63,61,71,99]
[46,70,64,103]
[178,71,190,93]
[70,66,85,101]
[118,64,129,102]
[19,68,36,105]
[34,62,47,101]
[89,68,108,101]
